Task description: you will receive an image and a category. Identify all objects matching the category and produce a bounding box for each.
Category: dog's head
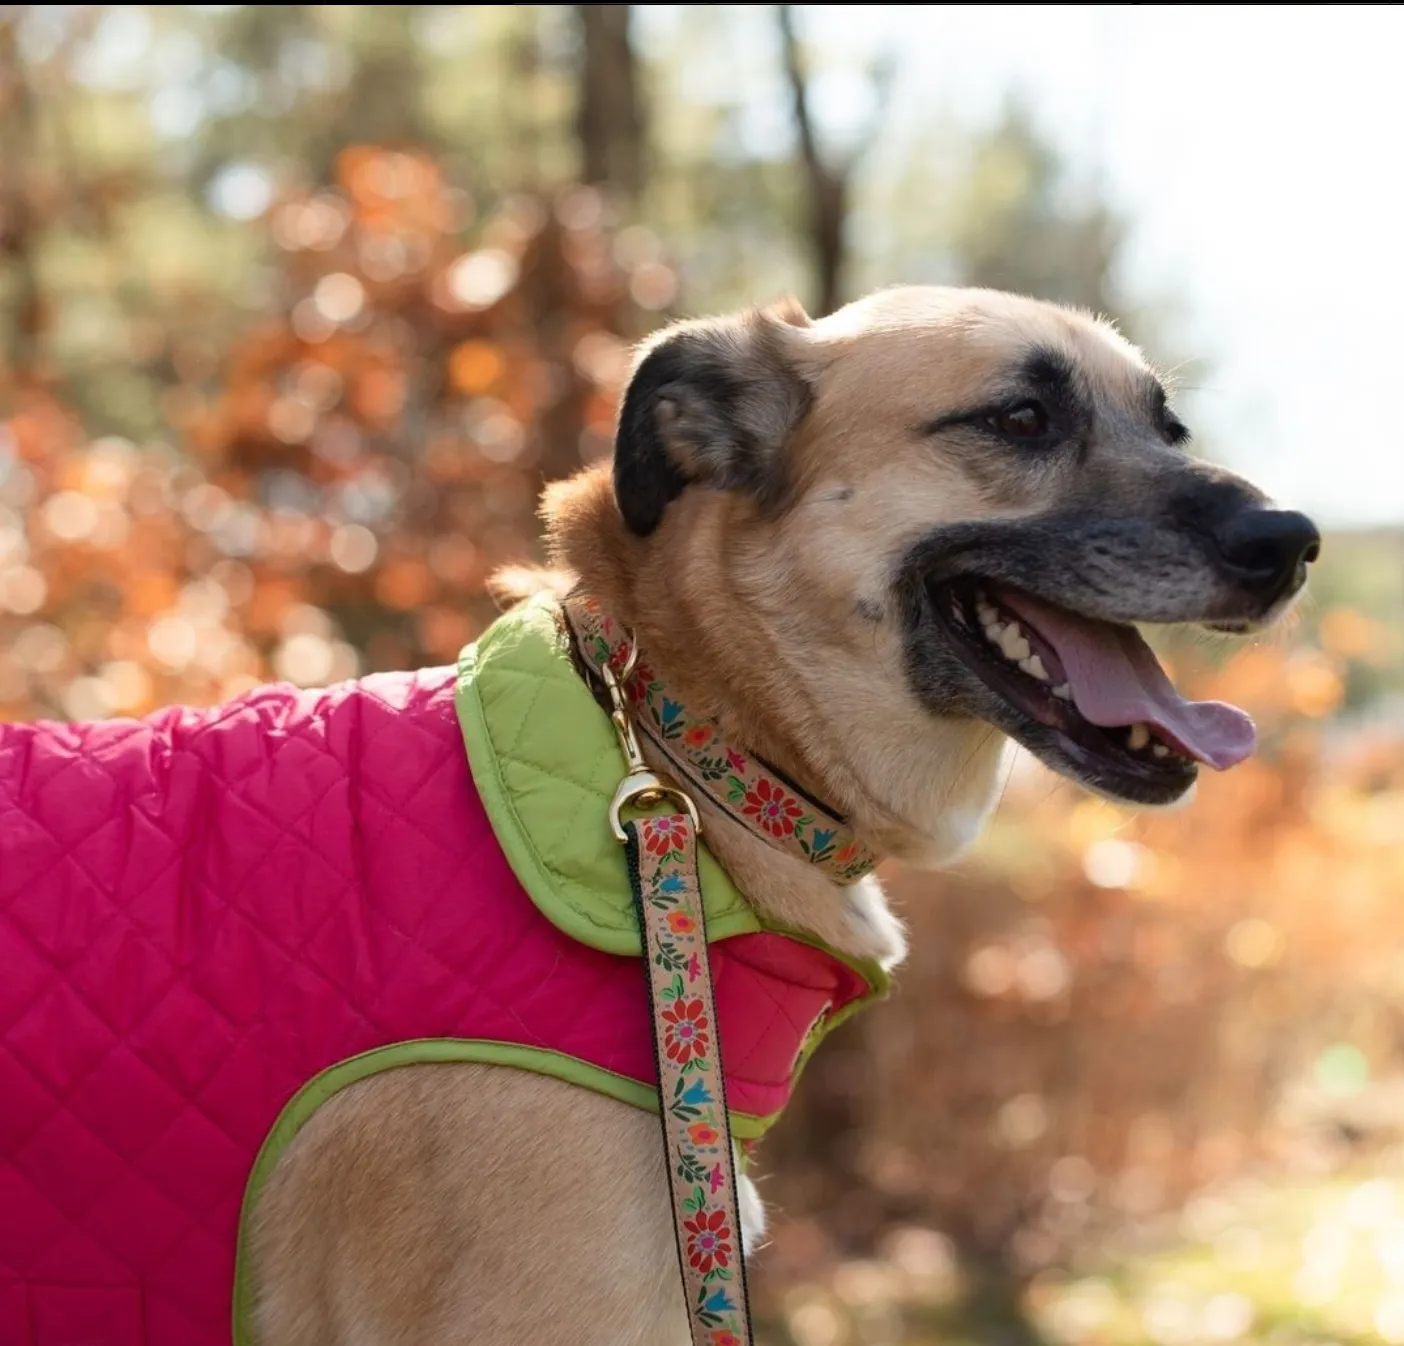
[551,286,1319,862]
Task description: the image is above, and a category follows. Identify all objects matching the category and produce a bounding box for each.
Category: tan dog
[247,286,1318,1344]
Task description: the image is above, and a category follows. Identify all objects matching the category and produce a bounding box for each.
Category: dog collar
[563,592,878,885]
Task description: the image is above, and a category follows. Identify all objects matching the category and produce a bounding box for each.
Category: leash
[597,622,755,1346]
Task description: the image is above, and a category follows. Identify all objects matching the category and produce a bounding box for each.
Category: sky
[755,5,1404,530]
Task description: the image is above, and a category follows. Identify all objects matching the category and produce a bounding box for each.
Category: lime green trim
[229,598,894,1343]
[231,1037,784,1346]
[454,595,763,956]
[451,594,892,1003]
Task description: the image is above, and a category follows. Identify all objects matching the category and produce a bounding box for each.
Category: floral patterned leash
[597,630,754,1346]
[626,814,753,1346]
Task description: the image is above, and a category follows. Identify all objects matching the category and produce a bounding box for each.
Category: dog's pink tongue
[997,589,1257,770]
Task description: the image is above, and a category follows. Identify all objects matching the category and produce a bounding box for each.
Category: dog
[0,286,1317,1346]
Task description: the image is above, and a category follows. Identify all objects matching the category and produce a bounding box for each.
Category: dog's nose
[1213,508,1321,599]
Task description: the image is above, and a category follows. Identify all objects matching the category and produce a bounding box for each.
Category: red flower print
[667,910,698,935]
[834,842,860,865]
[644,816,685,856]
[627,662,656,703]
[741,777,803,838]
[662,997,710,1066]
[683,723,716,750]
[711,1333,742,1346]
[726,748,747,773]
[683,1206,734,1275]
[687,1121,721,1146]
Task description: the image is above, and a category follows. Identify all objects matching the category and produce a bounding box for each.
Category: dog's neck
[566,597,904,965]
[563,593,879,884]
[540,466,908,968]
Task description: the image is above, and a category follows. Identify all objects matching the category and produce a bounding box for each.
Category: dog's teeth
[1052,683,1072,700]
[1019,654,1049,682]
[1127,723,1151,752]
[983,620,1005,645]
[976,599,998,625]
[1152,742,1170,758]
[998,624,1031,662]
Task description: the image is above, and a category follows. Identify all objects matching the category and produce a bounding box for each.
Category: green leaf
[655,946,687,977]
[677,1153,708,1183]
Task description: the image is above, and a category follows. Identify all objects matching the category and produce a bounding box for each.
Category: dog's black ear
[613,296,814,536]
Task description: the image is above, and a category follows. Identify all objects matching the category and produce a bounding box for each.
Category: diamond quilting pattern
[2,638,879,1346]
[0,668,527,1344]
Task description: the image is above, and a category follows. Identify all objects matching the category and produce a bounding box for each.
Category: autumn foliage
[1,149,665,720]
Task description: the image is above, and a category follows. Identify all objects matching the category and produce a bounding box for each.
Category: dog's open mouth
[931,578,1258,801]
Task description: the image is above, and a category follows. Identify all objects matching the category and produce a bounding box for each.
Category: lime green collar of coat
[454,592,890,993]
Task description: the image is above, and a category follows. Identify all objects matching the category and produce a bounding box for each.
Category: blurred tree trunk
[777,4,845,316]
[0,11,41,382]
[574,5,646,201]
[776,6,891,316]
[507,11,546,193]
[324,6,434,168]
[956,1255,1049,1346]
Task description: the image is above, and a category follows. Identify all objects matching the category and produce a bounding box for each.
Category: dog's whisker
[989,736,1021,825]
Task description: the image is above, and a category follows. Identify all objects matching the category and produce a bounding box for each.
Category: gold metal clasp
[601,632,701,844]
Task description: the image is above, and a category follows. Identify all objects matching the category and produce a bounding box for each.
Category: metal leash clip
[601,632,702,844]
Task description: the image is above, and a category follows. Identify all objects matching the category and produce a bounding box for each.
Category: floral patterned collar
[562,592,878,885]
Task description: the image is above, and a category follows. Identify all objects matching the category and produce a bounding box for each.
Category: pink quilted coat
[0,664,875,1346]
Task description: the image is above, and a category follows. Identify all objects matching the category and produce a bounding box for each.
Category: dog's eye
[986,401,1049,439]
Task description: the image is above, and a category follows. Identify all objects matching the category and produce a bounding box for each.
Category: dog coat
[0,593,887,1346]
